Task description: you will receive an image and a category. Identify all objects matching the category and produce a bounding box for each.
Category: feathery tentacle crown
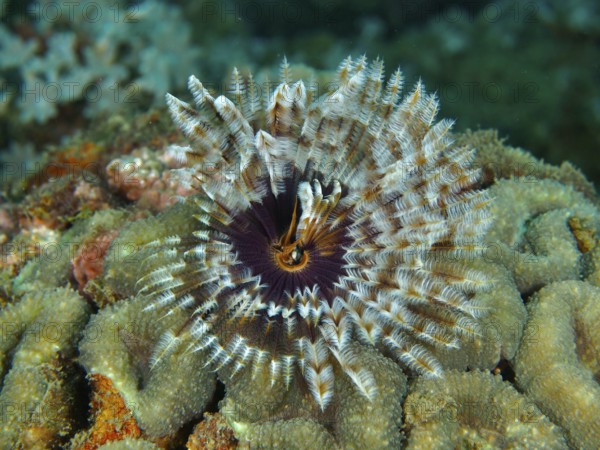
[141,56,492,410]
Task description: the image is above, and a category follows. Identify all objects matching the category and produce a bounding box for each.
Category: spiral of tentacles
[139,57,492,409]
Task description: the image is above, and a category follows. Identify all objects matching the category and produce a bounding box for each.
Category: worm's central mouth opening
[229,178,351,303]
[273,240,309,271]
[272,197,309,272]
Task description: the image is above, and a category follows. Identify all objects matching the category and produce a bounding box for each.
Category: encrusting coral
[331,342,406,449]
[403,370,568,449]
[458,127,600,298]
[137,55,492,413]
[0,287,90,449]
[515,280,600,449]
[78,294,217,437]
[11,209,128,296]
[70,373,142,450]
[458,127,600,288]
[106,146,198,213]
[228,417,337,450]
[186,413,237,450]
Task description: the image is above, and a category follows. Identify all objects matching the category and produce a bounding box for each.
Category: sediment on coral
[0,287,91,448]
[78,295,217,437]
[515,280,600,449]
[403,370,568,449]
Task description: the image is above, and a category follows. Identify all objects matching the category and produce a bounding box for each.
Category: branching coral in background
[0,0,200,172]
[0,0,199,124]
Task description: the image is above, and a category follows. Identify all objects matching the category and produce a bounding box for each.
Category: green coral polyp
[78,295,217,437]
[222,342,407,449]
[0,287,90,448]
[484,178,598,293]
[404,370,568,449]
[515,280,600,449]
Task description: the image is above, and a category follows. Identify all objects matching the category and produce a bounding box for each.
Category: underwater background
[1,1,599,449]
[1,0,599,186]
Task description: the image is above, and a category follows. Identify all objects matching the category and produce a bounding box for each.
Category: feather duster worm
[138,57,492,409]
